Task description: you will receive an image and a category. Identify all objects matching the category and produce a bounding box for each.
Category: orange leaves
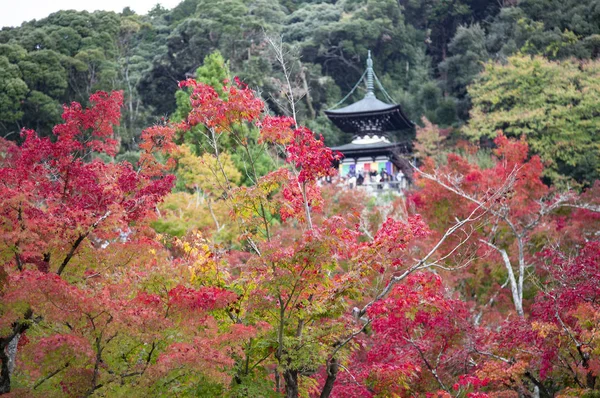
[139,125,177,156]
[411,131,557,274]
[478,358,530,387]
[416,132,549,215]
[179,78,263,133]
[492,133,548,212]
[138,125,178,177]
[258,115,295,145]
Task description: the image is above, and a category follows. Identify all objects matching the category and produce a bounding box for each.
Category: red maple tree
[1,78,598,398]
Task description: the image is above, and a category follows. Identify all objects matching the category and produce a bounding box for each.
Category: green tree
[114,14,160,151]
[466,55,600,185]
[0,45,66,137]
[438,24,489,120]
[0,45,29,136]
[19,50,67,98]
[400,0,498,64]
[0,10,126,138]
[138,17,212,116]
[173,51,275,186]
[485,3,600,60]
[173,50,232,152]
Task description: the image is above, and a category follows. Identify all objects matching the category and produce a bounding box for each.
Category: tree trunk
[299,65,315,120]
[525,371,552,398]
[0,310,33,394]
[0,339,11,394]
[0,330,25,394]
[284,369,299,398]
[5,334,19,376]
[586,371,596,390]
[319,358,339,398]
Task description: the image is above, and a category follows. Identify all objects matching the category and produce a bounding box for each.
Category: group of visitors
[342,169,406,190]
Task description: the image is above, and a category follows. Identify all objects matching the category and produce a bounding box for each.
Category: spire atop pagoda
[365,50,375,99]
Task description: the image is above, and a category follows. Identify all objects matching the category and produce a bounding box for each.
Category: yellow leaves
[229,169,288,239]
[174,144,241,193]
[531,321,558,339]
[477,358,528,386]
[153,191,237,240]
[414,117,445,161]
[175,231,231,286]
[405,308,417,322]
[301,374,321,398]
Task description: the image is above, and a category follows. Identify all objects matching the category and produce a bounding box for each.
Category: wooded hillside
[2,0,599,178]
[1,2,600,397]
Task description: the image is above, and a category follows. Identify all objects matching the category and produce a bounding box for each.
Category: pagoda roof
[324,102,413,133]
[325,96,397,115]
[324,51,414,133]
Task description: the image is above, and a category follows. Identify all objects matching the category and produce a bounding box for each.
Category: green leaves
[0,11,124,138]
[466,55,600,185]
[0,56,28,125]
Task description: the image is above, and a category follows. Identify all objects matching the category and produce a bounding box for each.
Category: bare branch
[57,210,111,276]
[479,239,523,317]
[33,363,70,390]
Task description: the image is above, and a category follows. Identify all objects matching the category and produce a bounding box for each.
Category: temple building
[325,51,414,182]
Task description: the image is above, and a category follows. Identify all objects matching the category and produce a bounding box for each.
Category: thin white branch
[479,239,523,317]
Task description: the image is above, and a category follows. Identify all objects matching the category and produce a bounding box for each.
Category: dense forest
[2,0,600,182]
[1,0,600,397]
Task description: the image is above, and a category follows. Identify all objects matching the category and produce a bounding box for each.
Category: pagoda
[325,51,414,179]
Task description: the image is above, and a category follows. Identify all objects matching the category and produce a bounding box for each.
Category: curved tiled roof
[325,96,398,114]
